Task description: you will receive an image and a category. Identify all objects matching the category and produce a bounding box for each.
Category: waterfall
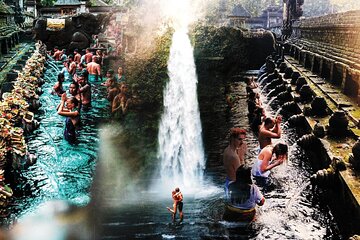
[157,28,205,189]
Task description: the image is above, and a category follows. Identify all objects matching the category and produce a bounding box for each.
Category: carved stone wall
[286,10,360,103]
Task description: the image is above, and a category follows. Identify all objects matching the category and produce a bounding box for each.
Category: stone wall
[287,10,360,103]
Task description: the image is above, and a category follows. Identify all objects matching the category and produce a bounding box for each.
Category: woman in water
[225,166,264,222]
[57,95,80,143]
[252,142,288,183]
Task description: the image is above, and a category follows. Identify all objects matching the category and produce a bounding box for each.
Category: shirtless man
[223,128,247,194]
[78,75,91,108]
[73,49,81,64]
[84,48,93,64]
[86,56,102,83]
[66,55,77,77]
[258,116,282,149]
[52,47,62,61]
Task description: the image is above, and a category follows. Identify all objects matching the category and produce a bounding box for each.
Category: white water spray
[157,27,205,190]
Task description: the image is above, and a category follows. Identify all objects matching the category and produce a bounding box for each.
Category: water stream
[157,28,205,191]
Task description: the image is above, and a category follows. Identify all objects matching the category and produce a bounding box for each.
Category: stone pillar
[6,37,12,51]
[11,35,16,47]
[14,33,19,45]
[329,61,334,83]
[306,53,314,70]
[1,39,9,54]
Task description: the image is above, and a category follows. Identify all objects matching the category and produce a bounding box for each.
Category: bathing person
[78,75,91,109]
[226,166,264,221]
[102,70,119,102]
[86,56,102,83]
[84,48,93,64]
[167,187,184,221]
[223,128,247,195]
[52,46,62,61]
[245,77,258,94]
[116,66,125,83]
[112,83,130,118]
[66,55,77,78]
[258,116,282,149]
[251,107,265,134]
[52,73,65,97]
[60,49,67,62]
[57,95,80,143]
[252,142,288,180]
[73,49,81,64]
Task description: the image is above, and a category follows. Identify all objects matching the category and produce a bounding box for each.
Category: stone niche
[288,10,360,104]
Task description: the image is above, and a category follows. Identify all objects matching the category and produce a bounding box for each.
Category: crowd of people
[222,56,288,221]
[48,45,133,143]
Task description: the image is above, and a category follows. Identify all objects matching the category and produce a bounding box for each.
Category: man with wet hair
[52,46,62,61]
[86,56,102,83]
[84,48,93,64]
[73,49,81,64]
[223,128,247,195]
[258,116,282,149]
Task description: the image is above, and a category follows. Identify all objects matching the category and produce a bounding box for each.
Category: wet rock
[297,134,323,150]
[291,71,300,83]
[328,110,349,137]
[310,96,328,116]
[268,83,287,98]
[350,139,360,171]
[295,77,306,90]
[279,62,287,73]
[280,101,301,116]
[299,84,314,102]
[284,67,294,79]
[276,91,293,103]
[313,121,326,138]
[310,167,335,187]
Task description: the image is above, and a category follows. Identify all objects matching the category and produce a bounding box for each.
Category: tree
[302,0,333,16]
[40,0,56,7]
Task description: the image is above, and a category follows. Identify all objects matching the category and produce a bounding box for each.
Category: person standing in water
[167,187,184,222]
[57,95,80,143]
[223,128,247,196]
[252,142,288,185]
[225,166,265,221]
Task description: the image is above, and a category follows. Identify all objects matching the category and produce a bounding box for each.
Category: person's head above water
[273,143,288,159]
[229,128,246,143]
[235,165,252,184]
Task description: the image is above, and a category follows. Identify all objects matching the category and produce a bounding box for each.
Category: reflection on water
[2,61,109,224]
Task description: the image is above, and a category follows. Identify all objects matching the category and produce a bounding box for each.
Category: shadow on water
[2,60,109,225]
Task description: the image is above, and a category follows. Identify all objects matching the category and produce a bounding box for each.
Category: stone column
[1,39,9,54]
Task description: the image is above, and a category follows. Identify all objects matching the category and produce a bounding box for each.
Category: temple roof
[54,0,81,6]
[229,4,251,18]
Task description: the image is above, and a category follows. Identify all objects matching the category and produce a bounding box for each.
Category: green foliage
[40,0,56,7]
[192,24,249,72]
[125,28,173,113]
[112,29,173,177]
